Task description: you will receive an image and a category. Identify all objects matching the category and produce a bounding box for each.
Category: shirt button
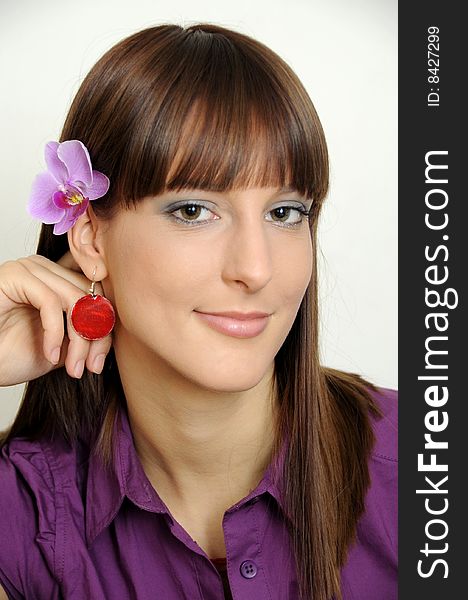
[240,560,258,579]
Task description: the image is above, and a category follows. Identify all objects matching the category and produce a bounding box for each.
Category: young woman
[0,23,397,600]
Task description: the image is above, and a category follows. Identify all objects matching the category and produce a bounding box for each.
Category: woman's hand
[0,252,113,386]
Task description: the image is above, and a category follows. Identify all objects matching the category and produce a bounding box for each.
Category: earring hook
[89,266,97,297]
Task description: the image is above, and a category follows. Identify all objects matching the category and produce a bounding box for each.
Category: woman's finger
[2,261,66,364]
[56,250,82,272]
[25,254,105,297]
[16,257,109,378]
[30,255,114,375]
[85,333,114,374]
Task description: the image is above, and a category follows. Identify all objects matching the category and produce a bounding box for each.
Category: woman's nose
[221,217,273,292]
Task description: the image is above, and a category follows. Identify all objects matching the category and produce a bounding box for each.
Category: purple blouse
[0,386,397,599]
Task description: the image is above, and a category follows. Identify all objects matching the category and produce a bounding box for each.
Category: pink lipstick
[194,310,271,338]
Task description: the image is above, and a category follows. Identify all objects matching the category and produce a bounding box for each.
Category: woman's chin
[181,364,274,395]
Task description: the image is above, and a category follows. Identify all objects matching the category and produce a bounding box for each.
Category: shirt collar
[85,400,287,548]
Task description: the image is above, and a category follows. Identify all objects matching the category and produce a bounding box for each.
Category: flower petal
[52,191,70,210]
[44,141,68,184]
[53,210,78,235]
[52,198,89,235]
[74,196,90,217]
[87,171,110,200]
[27,172,65,223]
[57,140,93,187]
[53,213,75,235]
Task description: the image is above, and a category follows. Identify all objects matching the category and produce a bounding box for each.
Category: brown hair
[0,23,382,600]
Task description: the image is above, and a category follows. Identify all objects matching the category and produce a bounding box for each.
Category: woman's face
[98,186,313,391]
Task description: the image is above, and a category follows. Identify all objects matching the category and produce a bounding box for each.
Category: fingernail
[50,347,61,364]
[93,354,106,374]
[74,359,85,378]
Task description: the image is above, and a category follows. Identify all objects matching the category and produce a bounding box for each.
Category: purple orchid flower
[27,140,110,235]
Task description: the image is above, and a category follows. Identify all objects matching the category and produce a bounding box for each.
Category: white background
[0,0,397,429]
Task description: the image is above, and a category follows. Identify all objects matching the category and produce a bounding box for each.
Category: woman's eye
[266,206,309,226]
[167,202,309,228]
[170,204,216,224]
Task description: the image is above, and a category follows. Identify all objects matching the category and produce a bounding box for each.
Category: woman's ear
[67,205,109,282]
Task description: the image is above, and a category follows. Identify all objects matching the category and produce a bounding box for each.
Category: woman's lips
[194,311,271,338]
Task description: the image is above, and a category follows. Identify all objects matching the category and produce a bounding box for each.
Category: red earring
[70,266,116,341]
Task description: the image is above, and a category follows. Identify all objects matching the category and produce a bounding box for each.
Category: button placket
[223,499,272,598]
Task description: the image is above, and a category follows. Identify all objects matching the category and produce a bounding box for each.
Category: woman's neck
[114,332,278,512]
